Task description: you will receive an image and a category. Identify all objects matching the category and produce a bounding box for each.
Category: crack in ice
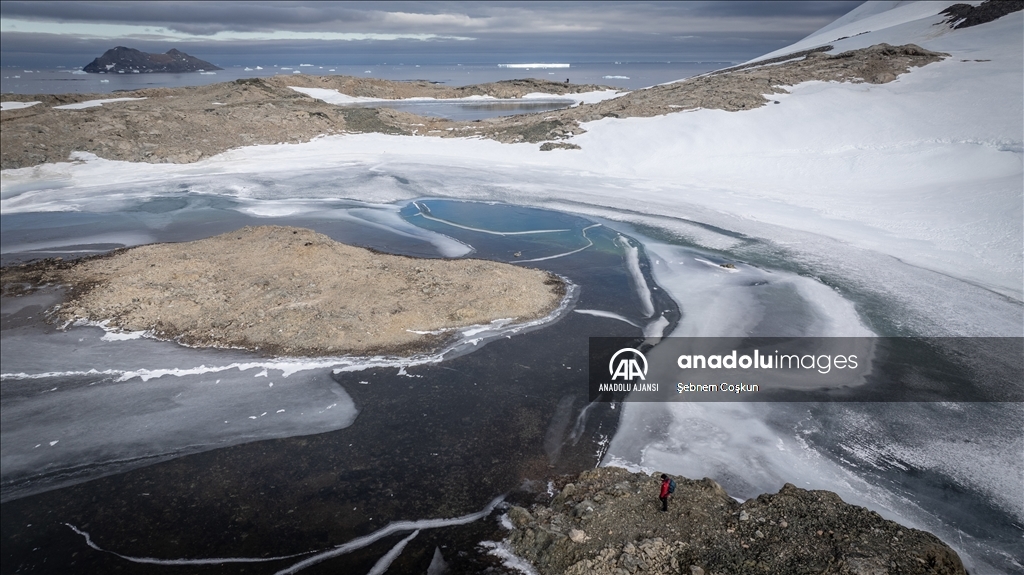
[413,201,570,235]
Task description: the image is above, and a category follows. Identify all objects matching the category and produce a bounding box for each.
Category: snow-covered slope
[574,0,1022,303]
[804,1,919,38]
[753,1,973,61]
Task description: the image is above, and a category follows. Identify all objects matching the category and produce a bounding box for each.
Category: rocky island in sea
[82,46,222,74]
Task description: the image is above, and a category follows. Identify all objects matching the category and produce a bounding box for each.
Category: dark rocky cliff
[506,467,966,575]
[83,47,222,74]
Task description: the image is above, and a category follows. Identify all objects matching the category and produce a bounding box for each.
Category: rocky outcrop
[1,43,947,169]
[506,466,966,575]
[540,142,581,151]
[0,78,343,168]
[0,226,566,356]
[940,0,1023,30]
[83,46,222,74]
[566,43,947,121]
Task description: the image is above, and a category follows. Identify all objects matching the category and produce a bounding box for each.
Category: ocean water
[1,61,726,95]
[2,161,1021,573]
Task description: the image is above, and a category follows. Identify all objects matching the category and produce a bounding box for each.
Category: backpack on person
[668,478,676,495]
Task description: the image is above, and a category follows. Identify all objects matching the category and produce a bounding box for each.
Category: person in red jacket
[659,474,671,512]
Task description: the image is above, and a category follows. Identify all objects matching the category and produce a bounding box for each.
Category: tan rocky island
[2,226,565,356]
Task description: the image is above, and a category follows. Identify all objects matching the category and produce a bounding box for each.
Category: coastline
[0,43,945,170]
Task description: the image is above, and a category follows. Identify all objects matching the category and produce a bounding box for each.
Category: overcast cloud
[0,1,863,67]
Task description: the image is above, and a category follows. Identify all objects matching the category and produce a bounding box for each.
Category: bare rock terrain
[1,43,947,169]
[0,226,565,356]
[507,467,966,575]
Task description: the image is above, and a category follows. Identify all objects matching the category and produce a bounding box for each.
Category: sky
[0,1,865,68]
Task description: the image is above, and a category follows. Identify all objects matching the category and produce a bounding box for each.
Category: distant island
[83,46,222,74]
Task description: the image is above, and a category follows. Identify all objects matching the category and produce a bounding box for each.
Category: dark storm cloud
[1,1,863,33]
[1,2,374,34]
[0,1,865,68]
[683,1,864,18]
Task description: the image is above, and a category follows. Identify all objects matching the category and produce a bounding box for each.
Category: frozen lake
[3,3,1022,572]
[1,162,1021,573]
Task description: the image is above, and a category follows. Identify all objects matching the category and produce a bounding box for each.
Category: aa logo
[609,348,647,381]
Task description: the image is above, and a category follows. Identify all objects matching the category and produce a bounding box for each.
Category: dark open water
[1,199,678,573]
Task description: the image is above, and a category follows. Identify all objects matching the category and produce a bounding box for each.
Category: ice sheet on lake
[232,199,473,257]
[641,237,874,338]
[413,201,569,236]
[521,89,626,105]
[0,324,360,502]
[1,371,356,503]
[615,235,654,318]
[346,206,473,257]
[513,223,600,262]
[11,134,1011,336]
[1,231,157,256]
